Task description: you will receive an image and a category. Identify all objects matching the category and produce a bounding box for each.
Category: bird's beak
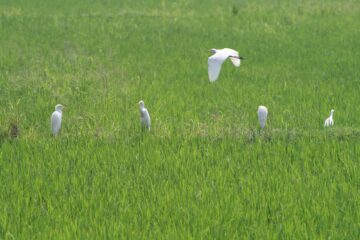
[239,56,245,60]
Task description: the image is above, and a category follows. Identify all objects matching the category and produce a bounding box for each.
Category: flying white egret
[324,109,334,127]
[257,105,268,129]
[138,100,151,130]
[208,48,243,82]
[51,104,64,136]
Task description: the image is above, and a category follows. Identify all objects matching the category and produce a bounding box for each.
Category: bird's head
[210,48,217,54]
[138,100,145,108]
[55,104,64,112]
[331,109,335,114]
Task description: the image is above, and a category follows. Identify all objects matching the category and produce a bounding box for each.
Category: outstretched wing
[224,48,241,67]
[208,52,228,82]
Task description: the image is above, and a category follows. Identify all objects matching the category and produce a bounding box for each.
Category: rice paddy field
[0,0,360,238]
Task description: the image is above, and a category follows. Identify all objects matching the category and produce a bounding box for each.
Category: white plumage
[257,105,268,129]
[324,109,334,127]
[51,104,64,136]
[208,48,243,82]
[138,100,151,130]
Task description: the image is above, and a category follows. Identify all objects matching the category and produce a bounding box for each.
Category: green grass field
[1,0,360,238]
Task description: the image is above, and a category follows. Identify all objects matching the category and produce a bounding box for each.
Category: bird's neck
[330,112,334,117]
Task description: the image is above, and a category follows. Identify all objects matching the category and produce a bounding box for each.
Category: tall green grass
[0,0,359,238]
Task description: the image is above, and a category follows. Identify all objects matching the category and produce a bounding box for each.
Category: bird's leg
[230,56,244,60]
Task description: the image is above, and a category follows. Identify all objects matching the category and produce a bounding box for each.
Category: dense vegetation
[0,0,359,238]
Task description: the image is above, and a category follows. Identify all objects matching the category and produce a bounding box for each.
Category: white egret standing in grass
[51,104,64,136]
[138,100,151,130]
[208,48,243,82]
[324,109,334,127]
[257,105,268,129]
